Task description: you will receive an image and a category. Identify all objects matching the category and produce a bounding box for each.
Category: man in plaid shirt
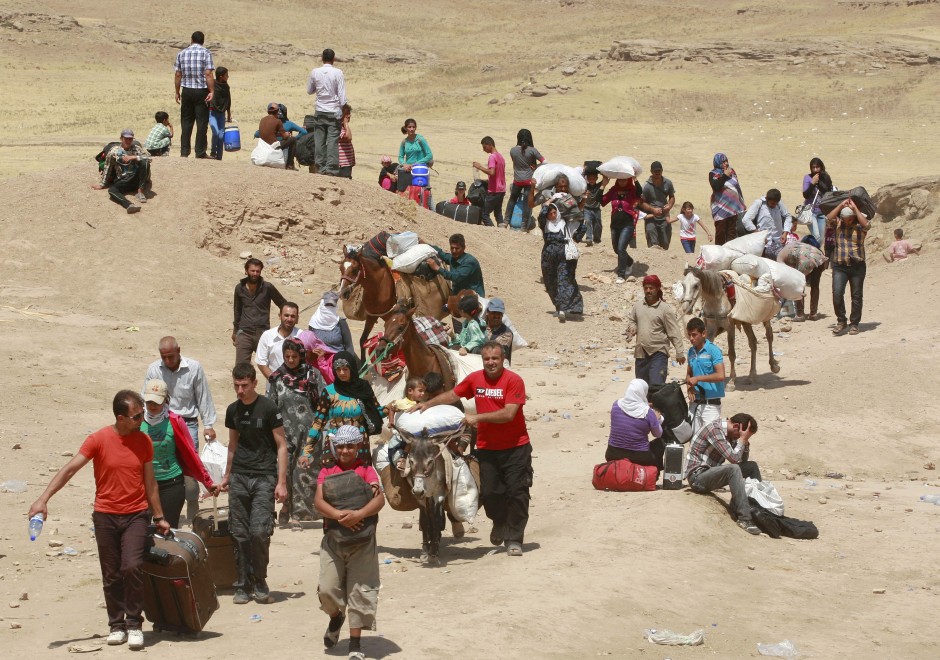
[174,31,215,158]
[685,413,763,535]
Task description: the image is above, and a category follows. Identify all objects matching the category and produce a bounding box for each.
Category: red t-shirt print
[453,369,529,450]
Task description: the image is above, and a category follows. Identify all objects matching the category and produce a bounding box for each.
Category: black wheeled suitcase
[192,500,238,591]
[142,529,218,634]
[436,201,482,225]
[662,443,684,491]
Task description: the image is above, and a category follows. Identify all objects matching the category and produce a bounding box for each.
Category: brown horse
[382,303,455,390]
[338,246,399,356]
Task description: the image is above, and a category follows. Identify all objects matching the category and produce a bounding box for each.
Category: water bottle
[920,494,940,505]
[28,514,44,541]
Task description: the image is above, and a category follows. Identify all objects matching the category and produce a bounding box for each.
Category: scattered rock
[747,565,755,571]
[48,540,63,548]
[872,588,886,594]
[401,522,412,529]
[239,250,252,259]
[818,497,828,504]
[12,444,21,450]
[61,451,73,457]
[561,67,577,76]
[552,432,560,438]
[925,462,936,471]
[8,602,19,609]
[536,381,546,386]
[10,621,21,629]
[825,471,845,479]
[18,593,27,601]
[874,528,882,532]
[775,415,786,422]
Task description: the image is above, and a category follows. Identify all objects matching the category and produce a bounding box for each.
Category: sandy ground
[1,2,940,659]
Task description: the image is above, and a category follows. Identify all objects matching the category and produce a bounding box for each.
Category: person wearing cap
[640,161,677,250]
[220,362,288,605]
[625,274,686,385]
[826,198,870,336]
[378,155,398,191]
[448,181,472,206]
[481,297,514,364]
[314,424,383,659]
[144,335,218,523]
[428,233,485,298]
[92,128,151,214]
[174,31,215,158]
[257,102,298,170]
[257,301,302,382]
[308,290,355,354]
[27,390,171,650]
[306,48,347,177]
[473,136,507,227]
[140,379,220,528]
[450,294,487,355]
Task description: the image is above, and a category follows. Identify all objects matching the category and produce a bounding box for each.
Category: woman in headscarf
[299,351,385,473]
[709,152,746,245]
[801,157,834,246]
[308,290,355,354]
[378,155,398,191]
[269,339,325,525]
[141,379,218,528]
[298,329,338,384]
[601,174,642,283]
[536,195,584,323]
[605,379,665,471]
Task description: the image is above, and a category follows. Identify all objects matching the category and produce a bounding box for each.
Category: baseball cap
[455,181,467,190]
[267,102,279,112]
[650,160,663,171]
[121,128,134,138]
[143,379,168,404]
[322,291,339,306]
[487,298,506,313]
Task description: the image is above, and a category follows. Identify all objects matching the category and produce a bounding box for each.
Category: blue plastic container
[411,163,429,187]
[223,123,241,152]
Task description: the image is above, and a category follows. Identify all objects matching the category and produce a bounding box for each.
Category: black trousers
[108,162,150,208]
[157,475,186,529]
[475,443,532,544]
[180,86,210,157]
[605,437,665,471]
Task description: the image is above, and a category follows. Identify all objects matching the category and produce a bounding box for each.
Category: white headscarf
[309,299,340,331]
[617,379,650,419]
[144,403,170,426]
[545,202,566,234]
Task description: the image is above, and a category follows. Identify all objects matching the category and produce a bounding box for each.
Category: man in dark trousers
[219,363,288,604]
[415,341,531,556]
[92,128,151,214]
[28,391,171,650]
[232,257,287,365]
[174,30,215,158]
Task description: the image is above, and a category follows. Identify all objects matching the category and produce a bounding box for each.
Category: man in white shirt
[305,48,347,176]
[741,188,793,259]
[144,336,217,521]
[257,302,301,380]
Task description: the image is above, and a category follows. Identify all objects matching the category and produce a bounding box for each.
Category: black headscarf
[331,351,384,434]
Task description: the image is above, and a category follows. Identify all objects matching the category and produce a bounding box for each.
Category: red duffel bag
[592,458,658,492]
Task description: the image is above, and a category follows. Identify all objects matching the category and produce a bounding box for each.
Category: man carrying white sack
[741,188,794,260]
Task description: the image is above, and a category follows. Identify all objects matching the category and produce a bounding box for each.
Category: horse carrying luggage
[191,500,237,591]
[142,529,218,634]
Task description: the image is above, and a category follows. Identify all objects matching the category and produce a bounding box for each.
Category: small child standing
[209,67,232,160]
[144,111,173,156]
[582,167,604,246]
[678,201,712,253]
[888,227,919,262]
[315,425,384,660]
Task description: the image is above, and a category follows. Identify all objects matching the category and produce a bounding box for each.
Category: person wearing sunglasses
[27,390,171,650]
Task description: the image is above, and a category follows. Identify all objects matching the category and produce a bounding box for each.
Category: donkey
[397,430,452,563]
[677,266,780,388]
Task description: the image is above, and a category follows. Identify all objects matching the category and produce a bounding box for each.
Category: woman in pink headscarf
[298,329,337,384]
[378,155,398,191]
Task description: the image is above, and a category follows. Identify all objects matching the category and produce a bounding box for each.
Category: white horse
[676,266,780,388]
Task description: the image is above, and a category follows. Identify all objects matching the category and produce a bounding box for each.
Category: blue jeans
[209,110,225,159]
[635,351,668,385]
[583,207,602,243]
[611,222,635,278]
[681,239,696,253]
[811,212,827,243]
[831,261,866,326]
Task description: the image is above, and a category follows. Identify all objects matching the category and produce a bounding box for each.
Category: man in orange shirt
[28,390,170,650]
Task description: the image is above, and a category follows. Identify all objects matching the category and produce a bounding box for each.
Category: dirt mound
[868,176,940,251]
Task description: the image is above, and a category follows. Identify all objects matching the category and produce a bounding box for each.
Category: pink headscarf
[298,330,337,384]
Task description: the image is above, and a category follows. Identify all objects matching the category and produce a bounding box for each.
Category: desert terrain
[1,1,939,658]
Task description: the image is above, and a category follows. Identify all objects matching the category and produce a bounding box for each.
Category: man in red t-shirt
[416,341,531,556]
[28,390,170,650]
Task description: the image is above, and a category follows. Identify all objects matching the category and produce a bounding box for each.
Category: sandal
[506,542,523,557]
[832,322,847,336]
[848,325,859,335]
[349,653,366,660]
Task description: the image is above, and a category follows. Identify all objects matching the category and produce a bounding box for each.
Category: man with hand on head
[144,336,217,522]
[28,391,170,650]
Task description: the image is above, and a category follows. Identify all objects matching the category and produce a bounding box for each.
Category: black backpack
[95,141,121,171]
[467,179,487,208]
[294,132,317,166]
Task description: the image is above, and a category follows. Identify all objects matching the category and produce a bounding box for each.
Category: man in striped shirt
[684,413,762,535]
[174,31,215,158]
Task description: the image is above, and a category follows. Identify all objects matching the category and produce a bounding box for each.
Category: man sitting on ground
[685,413,763,535]
[258,102,297,170]
[92,128,151,214]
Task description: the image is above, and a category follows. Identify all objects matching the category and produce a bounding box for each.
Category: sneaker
[489,523,504,546]
[135,192,147,203]
[505,541,523,556]
[451,521,465,539]
[324,612,345,648]
[792,315,805,322]
[848,325,859,335]
[615,277,625,284]
[127,629,144,650]
[253,578,274,604]
[737,519,761,535]
[498,223,508,229]
[107,630,128,646]
[232,589,251,605]
[832,322,847,336]
[349,652,366,660]
[558,311,566,323]
[126,204,141,214]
